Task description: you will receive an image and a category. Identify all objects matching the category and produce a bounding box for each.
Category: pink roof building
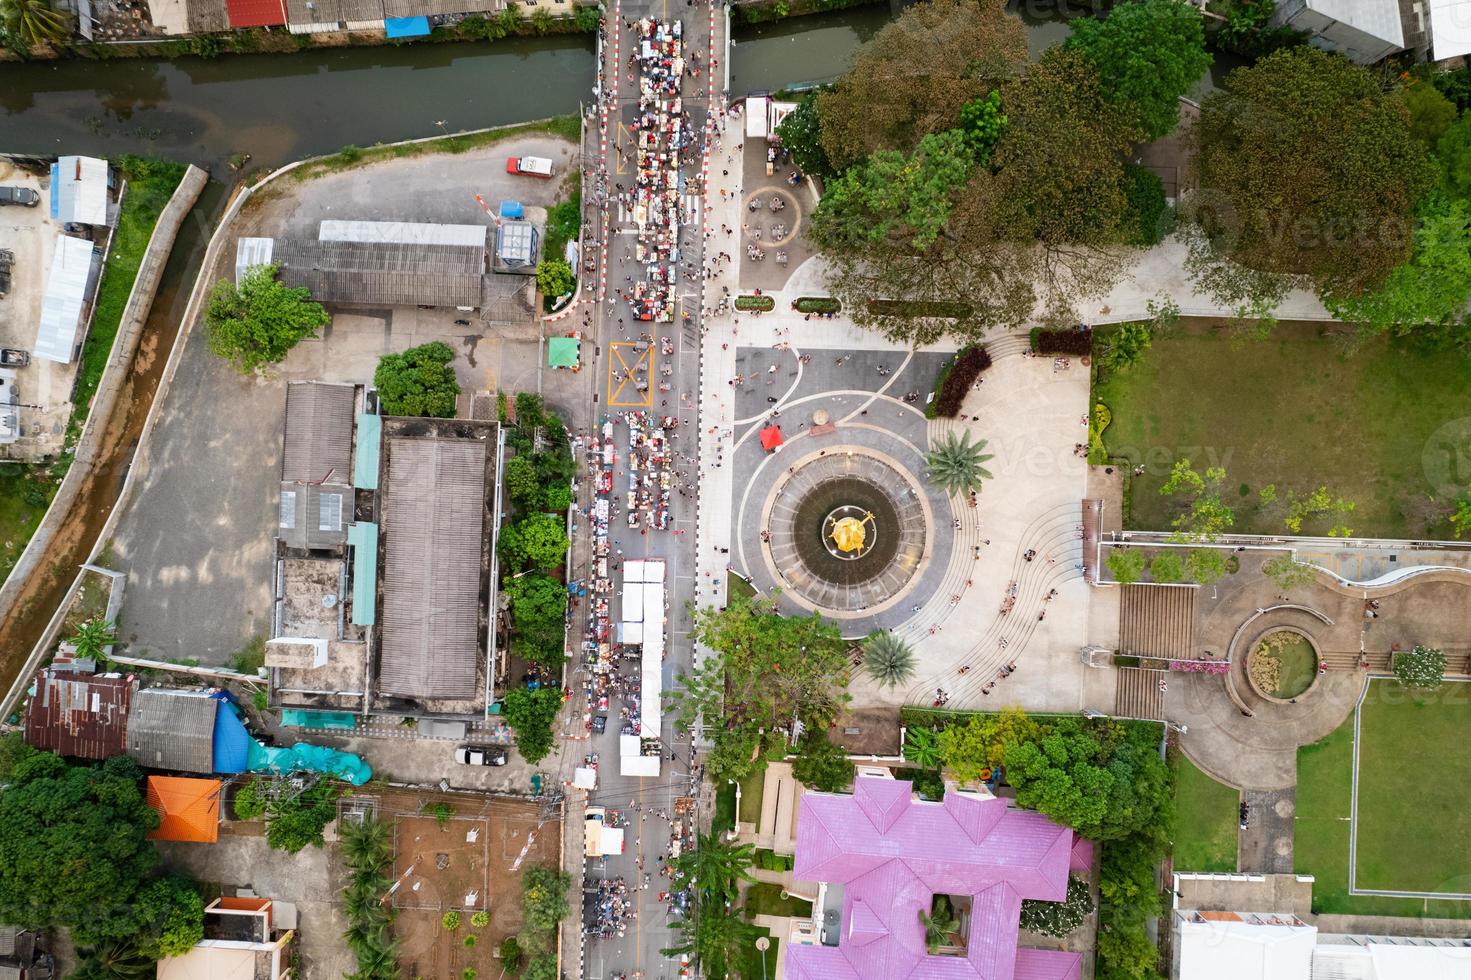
[787,776,1084,980]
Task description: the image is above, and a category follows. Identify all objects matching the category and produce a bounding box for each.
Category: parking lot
[0,160,82,460]
[107,136,592,663]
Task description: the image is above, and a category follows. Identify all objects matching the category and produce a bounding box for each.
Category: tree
[0,753,160,937]
[1098,321,1153,375]
[919,897,961,953]
[1452,487,1471,539]
[503,454,542,511]
[502,686,563,763]
[1439,112,1471,200]
[792,732,855,792]
[1188,47,1435,300]
[815,0,1027,167]
[1398,81,1457,147]
[521,957,558,980]
[863,631,915,688]
[70,617,115,660]
[1067,0,1212,141]
[498,512,568,572]
[231,781,266,821]
[1261,554,1318,589]
[924,430,995,497]
[265,780,339,854]
[903,726,942,770]
[1161,458,1234,541]
[1105,548,1146,585]
[205,264,329,374]
[672,595,850,781]
[1394,645,1446,692]
[1120,163,1171,247]
[774,92,834,180]
[535,258,574,298]
[497,938,523,974]
[374,341,460,418]
[675,833,755,906]
[1283,486,1355,536]
[132,875,205,960]
[1020,875,1093,937]
[937,707,1039,782]
[0,0,70,48]
[72,940,155,980]
[958,90,1007,165]
[505,572,567,670]
[1323,195,1471,336]
[662,901,763,977]
[1185,548,1227,585]
[521,866,571,933]
[1149,551,1185,584]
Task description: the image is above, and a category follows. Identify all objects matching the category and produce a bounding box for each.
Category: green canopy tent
[548,336,581,369]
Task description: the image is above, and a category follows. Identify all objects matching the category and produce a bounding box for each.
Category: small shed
[495,220,538,271]
[50,156,109,226]
[35,235,97,364]
[146,776,222,844]
[25,668,136,760]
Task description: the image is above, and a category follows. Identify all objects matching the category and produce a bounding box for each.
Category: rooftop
[787,777,1082,980]
[268,237,485,309]
[146,775,222,844]
[24,668,135,759]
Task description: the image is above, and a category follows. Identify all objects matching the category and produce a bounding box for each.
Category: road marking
[607,342,654,407]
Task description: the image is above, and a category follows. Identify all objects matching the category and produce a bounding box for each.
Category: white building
[49,156,110,226]
[1272,0,1406,63]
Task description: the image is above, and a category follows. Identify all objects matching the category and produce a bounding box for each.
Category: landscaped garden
[1294,679,1471,916]
[1170,754,1238,873]
[1246,631,1318,700]
[1094,328,1471,539]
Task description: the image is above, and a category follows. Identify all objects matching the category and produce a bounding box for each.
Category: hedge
[794,296,841,314]
[735,294,776,312]
[867,299,973,319]
[928,344,993,418]
[1032,327,1093,355]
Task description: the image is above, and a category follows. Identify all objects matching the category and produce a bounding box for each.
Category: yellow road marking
[607,342,654,407]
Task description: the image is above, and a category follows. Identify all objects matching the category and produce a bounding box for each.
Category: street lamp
[755,936,771,980]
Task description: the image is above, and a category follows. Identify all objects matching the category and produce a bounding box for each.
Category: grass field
[730,924,778,980]
[1294,681,1471,917]
[0,466,59,585]
[1093,327,1471,539]
[1171,754,1239,872]
[738,768,765,825]
[744,882,813,918]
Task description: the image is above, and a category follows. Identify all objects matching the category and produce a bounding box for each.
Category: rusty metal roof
[24,669,136,760]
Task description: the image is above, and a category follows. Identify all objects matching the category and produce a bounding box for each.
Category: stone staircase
[1114,666,1168,721]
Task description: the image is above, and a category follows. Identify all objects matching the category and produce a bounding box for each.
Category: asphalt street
[575,1,723,976]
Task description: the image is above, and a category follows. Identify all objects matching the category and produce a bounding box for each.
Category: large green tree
[815,0,1027,167]
[502,686,563,763]
[924,430,995,497]
[520,867,571,933]
[133,875,206,959]
[1187,47,1434,301]
[505,572,568,670]
[374,341,460,417]
[498,512,568,573]
[774,92,834,181]
[791,732,855,792]
[205,264,329,374]
[1066,0,1212,140]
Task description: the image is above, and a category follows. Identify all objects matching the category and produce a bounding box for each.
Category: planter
[735,294,775,312]
[1244,627,1321,703]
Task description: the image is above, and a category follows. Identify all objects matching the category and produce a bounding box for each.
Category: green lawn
[0,465,59,586]
[728,572,758,602]
[714,781,737,835]
[1094,328,1471,539]
[1171,754,1239,872]
[1294,681,1471,916]
[730,925,778,980]
[738,768,765,825]
[744,882,812,918]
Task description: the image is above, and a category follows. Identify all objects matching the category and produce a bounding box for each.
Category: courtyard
[1094,324,1471,540]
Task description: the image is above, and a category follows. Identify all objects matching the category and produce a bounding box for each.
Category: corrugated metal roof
[127,689,218,773]
[279,482,351,551]
[146,776,221,843]
[187,0,231,32]
[235,237,275,284]
[353,413,381,490]
[24,669,136,759]
[319,220,487,248]
[35,235,96,364]
[283,381,355,483]
[50,156,109,226]
[271,238,485,309]
[348,521,378,626]
[225,0,286,26]
[379,0,492,16]
[378,435,486,700]
[496,220,538,267]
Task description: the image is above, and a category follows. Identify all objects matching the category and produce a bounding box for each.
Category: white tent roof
[573,766,598,790]
[53,156,109,226]
[1430,0,1471,58]
[621,582,644,624]
[1308,0,1404,46]
[35,235,96,364]
[1178,916,1316,980]
[318,219,486,247]
[619,754,661,777]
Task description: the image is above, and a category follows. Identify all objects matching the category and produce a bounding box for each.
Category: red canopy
[759,425,783,451]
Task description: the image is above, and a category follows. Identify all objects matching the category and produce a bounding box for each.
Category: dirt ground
[387,797,561,980]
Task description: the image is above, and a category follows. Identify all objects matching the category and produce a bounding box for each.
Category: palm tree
[676,832,756,906]
[70,617,116,660]
[924,430,994,497]
[903,725,942,770]
[863,631,916,688]
[340,817,391,870]
[662,902,763,977]
[71,940,154,980]
[1,0,72,48]
[919,897,961,954]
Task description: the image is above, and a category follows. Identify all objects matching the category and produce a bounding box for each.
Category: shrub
[735,294,776,311]
[232,782,266,821]
[497,937,523,971]
[1033,327,1093,355]
[430,801,455,827]
[1105,548,1146,585]
[471,910,490,928]
[1121,163,1170,246]
[794,296,841,314]
[442,910,461,931]
[930,344,993,418]
[1394,645,1446,692]
[1019,875,1093,937]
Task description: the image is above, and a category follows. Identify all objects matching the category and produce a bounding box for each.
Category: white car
[454,745,508,766]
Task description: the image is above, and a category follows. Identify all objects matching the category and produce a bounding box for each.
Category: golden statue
[828,511,875,554]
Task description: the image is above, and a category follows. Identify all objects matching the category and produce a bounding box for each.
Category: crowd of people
[627,18,689,323]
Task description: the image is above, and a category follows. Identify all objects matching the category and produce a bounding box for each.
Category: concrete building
[156,896,296,980]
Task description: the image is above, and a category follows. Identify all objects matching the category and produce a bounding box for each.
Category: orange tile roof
[147,776,221,844]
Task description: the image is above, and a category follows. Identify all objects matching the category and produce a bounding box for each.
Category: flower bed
[794,296,842,314]
[735,294,776,312]
[1030,326,1093,355]
[928,344,993,418]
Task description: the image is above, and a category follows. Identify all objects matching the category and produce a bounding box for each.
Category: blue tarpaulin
[210,694,252,774]
[385,15,429,37]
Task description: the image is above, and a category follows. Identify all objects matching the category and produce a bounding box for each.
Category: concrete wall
[0,165,208,719]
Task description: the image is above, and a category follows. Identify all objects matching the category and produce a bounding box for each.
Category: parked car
[0,187,39,207]
[454,745,508,767]
[591,715,607,735]
[0,349,29,368]
[505,156,554,178]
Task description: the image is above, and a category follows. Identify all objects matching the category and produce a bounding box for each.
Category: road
[572,0,725,976]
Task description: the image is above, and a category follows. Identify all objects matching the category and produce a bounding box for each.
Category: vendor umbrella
[759,424,784,452]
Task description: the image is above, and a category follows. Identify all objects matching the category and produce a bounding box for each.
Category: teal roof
[354,413,381,490]
[347,521,378,626]
[548,336,581,368]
